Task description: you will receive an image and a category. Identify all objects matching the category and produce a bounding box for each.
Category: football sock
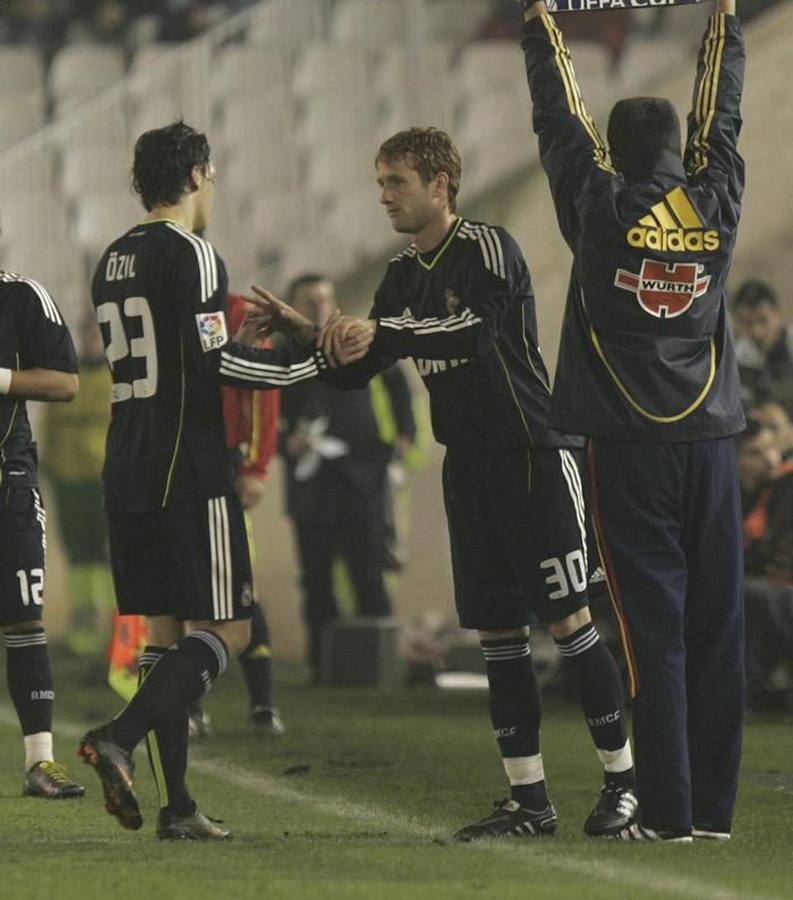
[4,630,55,766]
[554,623,634,780]
[23,732,53,770]
[108,631,228,753]
[481,635,548,808]
[139,646,195,817]
[239,602,274,710]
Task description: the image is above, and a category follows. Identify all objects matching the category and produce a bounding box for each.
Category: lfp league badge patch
[196,311,228,352]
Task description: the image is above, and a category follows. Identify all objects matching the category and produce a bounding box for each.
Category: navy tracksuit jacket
[524,12,746,832]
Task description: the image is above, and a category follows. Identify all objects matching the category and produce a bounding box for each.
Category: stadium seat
[209,190,252,243]
[296,96,374,150]
[246,0,324,46]
[219,95,295,149]
[217,241,263,294]
[0,46,45,95]
[57,101,129,149]
[425,0,492,44]
[219,140,300,194]
[616,38,683,102]
[279,231,357,286]
[212,45,290,100]
[331,0,408,44]
[304,143,373,202]
[0,149,57,204]
[125,14,163,54]
[456,89,534,158]
[463,137,537,197]
[49,45,126,114]
[0,189,70,244]
[291,43,370,100]
[372,41,454,99]
[0,225,87,326]
[60,145,131,200]
[325,186,394,260]
[0,189,76,298]
[0,95,46,151]
[130,92,185,137]
[564,41,611,114]
[372,42,455,138]
[206,194,260,289]
[454,41,525,97]
[130,43,180,70]
[248,189,317,251]
[74,191,141,257]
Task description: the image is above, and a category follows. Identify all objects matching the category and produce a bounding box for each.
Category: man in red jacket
[221,293,285,734]
[193,292,283,735]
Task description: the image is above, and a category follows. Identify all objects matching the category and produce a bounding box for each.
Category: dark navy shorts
[107,493,254,622]
[443,446,589,630]
[0,485,47,626]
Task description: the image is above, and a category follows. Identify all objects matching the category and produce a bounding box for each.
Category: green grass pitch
[0,655,791,900]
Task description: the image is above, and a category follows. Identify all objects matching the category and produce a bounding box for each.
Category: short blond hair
[376,127,462,212]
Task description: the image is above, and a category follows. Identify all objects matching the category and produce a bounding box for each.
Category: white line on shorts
[0,708,765,900]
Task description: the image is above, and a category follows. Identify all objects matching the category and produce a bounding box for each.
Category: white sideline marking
[0,709,765,900]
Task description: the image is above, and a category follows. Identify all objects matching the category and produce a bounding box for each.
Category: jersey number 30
[96,297,158,402]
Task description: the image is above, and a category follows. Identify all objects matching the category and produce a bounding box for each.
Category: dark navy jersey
[92,219,326,512]
[523,13,746,442]
[0,273,78,488]
[323,216,580,451]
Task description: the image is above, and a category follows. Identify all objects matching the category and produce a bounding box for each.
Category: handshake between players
[238,285,375,368]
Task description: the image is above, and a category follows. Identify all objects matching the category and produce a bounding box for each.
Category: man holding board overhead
[519,0,746,841]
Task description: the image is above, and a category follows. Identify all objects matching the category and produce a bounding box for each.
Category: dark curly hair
[732,280,778,311]
[376,127,462,212]
[132,120,211,211]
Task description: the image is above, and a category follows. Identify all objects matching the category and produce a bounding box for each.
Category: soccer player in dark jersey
[262,127,638,839]
[0,271,85,799]
[77,121,367,839]
[521,0,745,841]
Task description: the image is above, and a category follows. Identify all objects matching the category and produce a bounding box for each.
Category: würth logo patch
[614,259,710,318]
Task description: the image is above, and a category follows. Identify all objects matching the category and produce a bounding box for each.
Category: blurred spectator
[279,273,417,682]
[0,0,65,57]
[41,316,113,655]
[749,399,793,462]
[62,0,130,46]
[0,0,233,54]
[738,420,793,711]
[220,291,285,735]
[733,280,793,417]
[158,0,225,42]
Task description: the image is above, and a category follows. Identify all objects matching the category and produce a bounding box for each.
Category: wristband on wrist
[0,367,12,395]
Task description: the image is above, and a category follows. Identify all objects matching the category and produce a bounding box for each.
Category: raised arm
[521,1,613,247]
[684,0,745,218]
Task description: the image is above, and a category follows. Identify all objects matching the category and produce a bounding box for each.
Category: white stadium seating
[0,46,44,95]
[212,44,290,100]
[331,0,408,45]
[0,0,723,312]
[49,45,126,115]
[0,95,46,151]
